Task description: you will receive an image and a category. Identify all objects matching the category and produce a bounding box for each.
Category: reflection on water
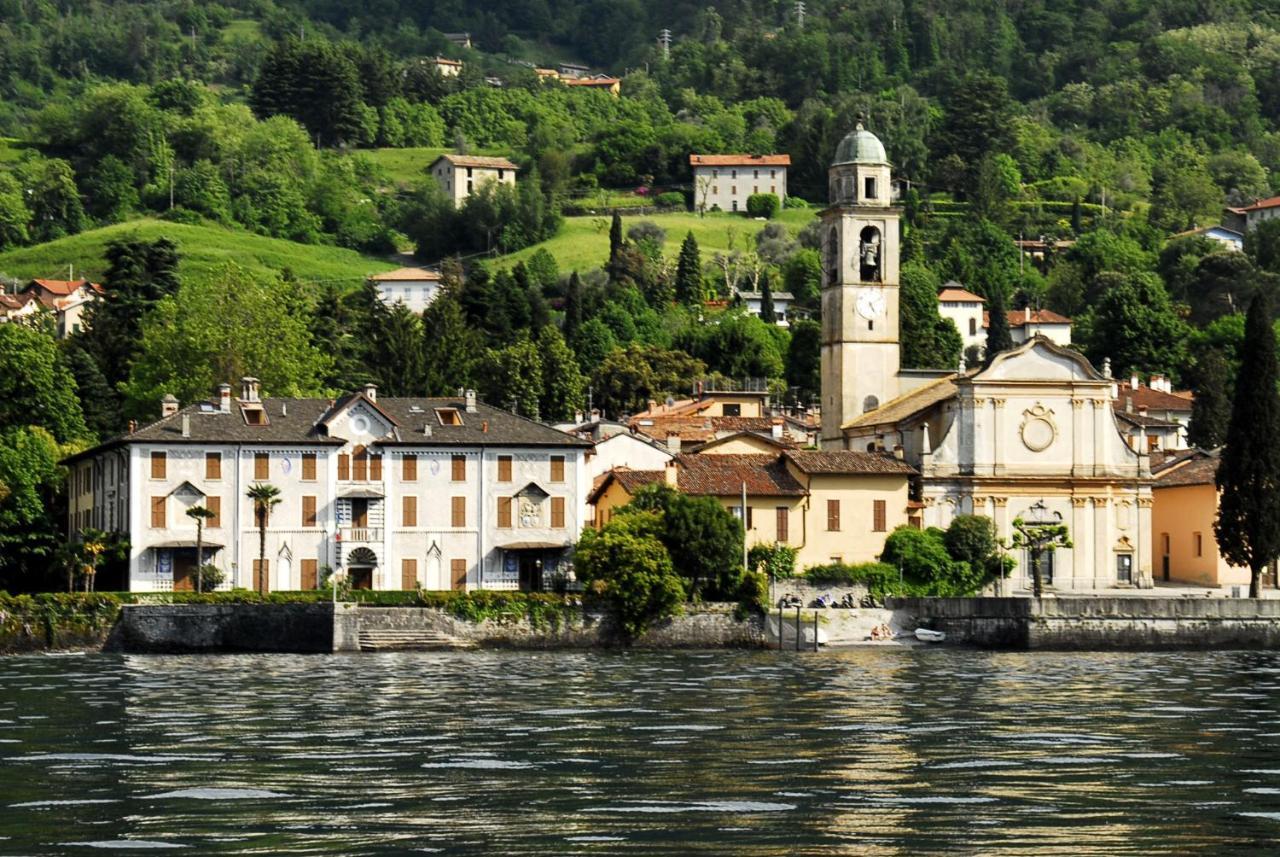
[2,649,1280,854]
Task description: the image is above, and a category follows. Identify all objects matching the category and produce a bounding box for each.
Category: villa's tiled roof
[689,154,791,167]
[674,453,806,496]
[1153,449,1219,487]
[843,375,960,430]
[783,450,917,476]
[368,267,440,282]
[432,154,519,170]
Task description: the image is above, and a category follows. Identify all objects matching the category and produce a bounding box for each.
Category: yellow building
[1151,449,1252,588]
[587,451,915,571]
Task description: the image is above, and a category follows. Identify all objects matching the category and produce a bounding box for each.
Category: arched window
[859,225,882,283]
[863,395,879,413]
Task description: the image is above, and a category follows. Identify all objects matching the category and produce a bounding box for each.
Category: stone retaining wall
[888,597,1280,649]
[110,603,343,653]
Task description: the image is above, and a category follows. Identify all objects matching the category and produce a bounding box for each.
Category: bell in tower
[819,121,902,448]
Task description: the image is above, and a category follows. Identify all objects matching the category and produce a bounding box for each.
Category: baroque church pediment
[971,337,1101,384]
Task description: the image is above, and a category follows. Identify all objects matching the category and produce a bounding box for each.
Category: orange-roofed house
[937,282,986,352]
[429,153,519,206]
[1224,196,1280,233]
[367,267,442,314]
[563,76,620,96]
[690,153,790,213]
[19,278,104,338]
[983,306,1073,346]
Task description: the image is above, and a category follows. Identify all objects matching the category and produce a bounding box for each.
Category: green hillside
[364,147,513,188]
[496,208,817,272]
[0,219,396,286]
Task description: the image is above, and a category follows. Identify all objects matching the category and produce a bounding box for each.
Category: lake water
[2,649,1280,854]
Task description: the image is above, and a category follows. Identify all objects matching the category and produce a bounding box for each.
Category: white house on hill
[429,154,519,206]
[690,154,790,213]
[368,268,442,313]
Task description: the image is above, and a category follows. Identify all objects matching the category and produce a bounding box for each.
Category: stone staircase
[357,628,476,651]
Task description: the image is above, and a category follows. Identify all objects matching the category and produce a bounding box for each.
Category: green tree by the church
[675,232,703,306]
[900,261,962,369]
[984,282,1013,363]
[759,272,777,324]
[1083,272,1188,382]
[1215,293,1280,598]
[537,326,585,422]
[1187,348,1232,449]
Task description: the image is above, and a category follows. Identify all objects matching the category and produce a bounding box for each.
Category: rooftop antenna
[658,29,672,60]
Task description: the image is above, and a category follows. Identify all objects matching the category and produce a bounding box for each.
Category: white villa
[938,284,1073,354]
[734,287,795,326]
[368,267,442,313]
[690,154,790,213]
[63,381,590,593]
[0,278,104,338]
[429,154,519,206]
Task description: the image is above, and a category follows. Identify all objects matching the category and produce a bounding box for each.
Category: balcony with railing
[339,527,382,544]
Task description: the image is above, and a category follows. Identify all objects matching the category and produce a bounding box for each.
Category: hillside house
[1225,197,1280,233]
[937,284,986,352]
[563,76,620,96]
[429,154,519,206]
[1151,449,1257,589]
[368,267,441,313]
[12,278,104,338]
[690,154,790,213]
[430,57,462,77]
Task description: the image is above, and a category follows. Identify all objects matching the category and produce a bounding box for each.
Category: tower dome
[833,122,888,166]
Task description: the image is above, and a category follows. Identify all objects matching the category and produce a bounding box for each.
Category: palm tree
[77,528,110,593]
[246,483,281,596]
[185,505,215,593]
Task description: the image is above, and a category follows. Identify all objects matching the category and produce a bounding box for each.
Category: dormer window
[242,404,268,426]
[436,408,463,426]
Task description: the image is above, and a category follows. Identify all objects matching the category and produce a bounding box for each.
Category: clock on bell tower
[819,123,902,447]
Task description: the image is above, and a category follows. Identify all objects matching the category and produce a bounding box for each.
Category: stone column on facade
[992,398,1007,476]
[992,497,1013,589]
[973,396,990,476]
[1071,496,1089,592]
[957,397,972,476]
[1091,399,1107,477]
[1137,496,1154,587]
[1071,398,1086,476]
[1092,496,1111,590]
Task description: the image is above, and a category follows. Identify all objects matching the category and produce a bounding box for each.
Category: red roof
[689,154,791,167]
[674,453,806,496]
[27,279,102,297]
[1113,384,1193,413]
[563,77,620,86]
[938,287,985,303]
[0,293,34,311]
[982,308,1072,328]
[1228,196,1280,213]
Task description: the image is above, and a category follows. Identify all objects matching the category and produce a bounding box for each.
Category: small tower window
[865,177,877,199]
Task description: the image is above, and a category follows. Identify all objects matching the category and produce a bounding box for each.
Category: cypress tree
[984,282,1013,363]
[608,211,624,270]
[563,271,584,343]
[675,231,702,306]
[1215,293,1280,598]
[759,272,777,324]
[1187,348,1232,449]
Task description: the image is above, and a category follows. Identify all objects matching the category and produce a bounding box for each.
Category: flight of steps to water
[357,628,476,651]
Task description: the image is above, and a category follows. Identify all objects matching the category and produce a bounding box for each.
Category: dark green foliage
[984,279,1013,362]
[562,271,584,342]
[900,261,962,370]
[880,526,987,596]
[747,543,797,579]
[675,231,703,306]
[590,345,706,418]
[759,272,777,324]
[1082,272,1189,382]
[1187,348,1232,449]
[943,515,1008,583]
[0,324,88,444]
[575,511,686,639]
[746,192,779,218]
[625,483,745,601]
[421,294,483,395]
[785,319,821,404]
[801,562,909,599]
[250,38,368,147]
[1215,294,1280,598]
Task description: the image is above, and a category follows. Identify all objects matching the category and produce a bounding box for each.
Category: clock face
[856,288,886,319]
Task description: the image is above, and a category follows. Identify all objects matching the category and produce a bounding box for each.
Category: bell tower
[820,122,901,447]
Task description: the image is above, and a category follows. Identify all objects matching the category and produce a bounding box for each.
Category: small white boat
[914,628,946,643]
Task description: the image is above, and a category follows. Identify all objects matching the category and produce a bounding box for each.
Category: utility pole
[658,28,672,60]
[795,1,806,29]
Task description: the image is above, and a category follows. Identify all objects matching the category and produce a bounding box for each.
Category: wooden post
[795,605,801,652]
[813,610,819,652]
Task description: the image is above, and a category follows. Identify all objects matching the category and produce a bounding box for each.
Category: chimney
[667,433,682,453]
[481,419,489,433]
[128,419,137,434]
[1125,396,1133,413]
[664,458,679,488]
[281,402,287,417]
[465,389,478,413]
[1138,405,1148,416]
[648,398,658,413]
[771,417,783,441]
[590,409,601,423]
[574,410,584,425]
[1152,374,1165,393]
[1129,373,1139,390]
[363,382,377,402]
[241,376,260,402]
[181,414,190,438]
[423,424,432,437]
[160,394,179,418]
[217,384,231,413]
[893,444,905,460]
[1110,381,1119,399]
[1024,306,1031,323]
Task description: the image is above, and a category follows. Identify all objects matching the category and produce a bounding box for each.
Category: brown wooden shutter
[873,499,887,532]
[302,495,317,527]
[451,558,467,590]
[353,446,367,481]
[302,453,316,481]
[776,506,789,543]
[497,496,512,528]
[827,499,840,531]
[498,456,512,481]
[550,456,565,482]
[151,451,166,479]
[150,496,166,528]
[401,558,418,590]
[207,496,221,529]
[403,495,417,527]
[205,452,221,480]
[451,454,465,481]
[300,559,318,590]
[551,496,565,528]
[254,453,269,480]
[370,454,382,481]
[451,496,466,527]
[403,454,417,481]
[338,454,350,481]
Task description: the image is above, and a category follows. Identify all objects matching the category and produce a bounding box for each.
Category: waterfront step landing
[357,628,476,651]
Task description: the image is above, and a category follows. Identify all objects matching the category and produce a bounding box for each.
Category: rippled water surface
[3,649,1280,854]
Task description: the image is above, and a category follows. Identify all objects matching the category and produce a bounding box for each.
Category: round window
[350,415,370,433]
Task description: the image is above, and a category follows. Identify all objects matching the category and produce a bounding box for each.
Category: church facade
[819,125,1153,592]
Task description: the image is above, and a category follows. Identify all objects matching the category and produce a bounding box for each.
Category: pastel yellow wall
[591,479,646,528]
[699,435,782,455]
[1152,484,1249,587]
[801,473,909,569]
[699,395,767,418]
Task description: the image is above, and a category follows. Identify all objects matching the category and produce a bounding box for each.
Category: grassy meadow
[495,206,817,272]
[0,219,396,286]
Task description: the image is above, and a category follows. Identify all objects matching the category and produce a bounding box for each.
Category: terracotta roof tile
[1153,449,1219,487]
[433,154,520,170]
[689,153,792,167]
[783,450,917,476]
[368,267,441,282]
[982,308,1072,328]
[674,453,806,496]
[844,375,960,430]
[938,286,985,303]
[1113,385,1193,412]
